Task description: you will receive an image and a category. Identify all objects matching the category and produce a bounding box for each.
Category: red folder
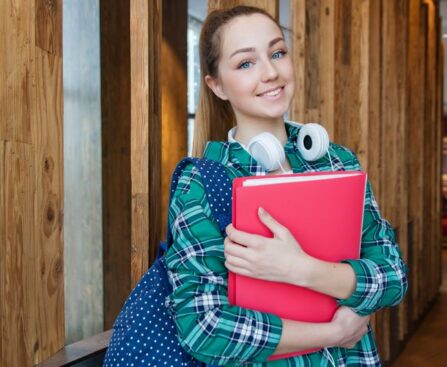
[228,171,367,360]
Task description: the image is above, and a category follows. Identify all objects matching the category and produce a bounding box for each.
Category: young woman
[164,5,408,366]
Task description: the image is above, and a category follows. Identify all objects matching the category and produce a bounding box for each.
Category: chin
[264,106,290,119]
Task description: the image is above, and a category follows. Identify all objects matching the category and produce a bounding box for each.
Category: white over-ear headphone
[227,120,333,172]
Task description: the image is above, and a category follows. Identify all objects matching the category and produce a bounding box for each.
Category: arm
[296,150,408,315]
[164,165,343,365]
[335,178,409,315]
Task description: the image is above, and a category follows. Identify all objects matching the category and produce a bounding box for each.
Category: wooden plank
[407,0,425,325]
[319,0,335,138]
[1,141,37,366]
[161,0,188,244]
[208,0,279,17]
[130,0,162,277]
[33,44,64,365]
[425,0,437,309]
[421,2,430,316]
[35,0,62,55]
[435,11,443,298]
[365,0,382,339]
[438,31,444,292]
[1,0,64,364]
[0,141,3,367]
[35,330,111,367]
[100,0,132,330]
[290,0,306,123]
[0,0,33,143]
[380,0,409,359]
[290,0,336,137]
[305,0,321,113]
[33,0,64,362]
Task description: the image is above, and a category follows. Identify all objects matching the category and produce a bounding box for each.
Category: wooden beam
[161,0,188,248]
[209,0,279,17]
[130,0,162,277]
[100,0,132,329]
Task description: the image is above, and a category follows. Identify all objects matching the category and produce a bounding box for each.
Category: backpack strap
[158,157,232,256]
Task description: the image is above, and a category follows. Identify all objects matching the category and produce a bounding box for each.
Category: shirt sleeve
[164,164,283,366]
[336,153,409,316]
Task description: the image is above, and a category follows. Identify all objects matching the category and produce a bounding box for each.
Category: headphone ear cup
[297,123,330,161]
[247,132,285,172]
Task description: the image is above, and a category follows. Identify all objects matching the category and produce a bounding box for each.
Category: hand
[224,207,312,284]
[330,306,370,349]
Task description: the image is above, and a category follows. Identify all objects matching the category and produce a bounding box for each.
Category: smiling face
[205,13,295,126]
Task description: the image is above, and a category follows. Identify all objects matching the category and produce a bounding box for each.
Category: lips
[257,86,284,97]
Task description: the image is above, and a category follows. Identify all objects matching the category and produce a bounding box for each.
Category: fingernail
[258,207,265,215]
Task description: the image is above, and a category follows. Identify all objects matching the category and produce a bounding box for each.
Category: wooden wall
[0,0,64,365]
[1,0,445,366]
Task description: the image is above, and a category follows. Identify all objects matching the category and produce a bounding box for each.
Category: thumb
[258,207,288,238]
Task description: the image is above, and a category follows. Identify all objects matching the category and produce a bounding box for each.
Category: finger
[224,260,252,277]
[258,207,289,238]
[225,223,233,235]
[226,224,264,249]
[225,239,252,261]
[225,253,252,270]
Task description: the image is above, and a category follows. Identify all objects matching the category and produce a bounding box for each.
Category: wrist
[291,254,321,288]
[327,319,342,347]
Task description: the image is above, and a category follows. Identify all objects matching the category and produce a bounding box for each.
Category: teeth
[263,87,282,97]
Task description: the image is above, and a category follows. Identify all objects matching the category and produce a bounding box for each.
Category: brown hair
[192,5,283,156]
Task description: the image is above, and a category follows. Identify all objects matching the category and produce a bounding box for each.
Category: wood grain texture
[424,0,436,312]
[318,0,335,138]
[33,43,64,364]
[130,0,162,276]
[35,330,112,367]
[407,0,426,324]
[208,0,279,17]
[100,0,132,330]
[0,0,33,143]
[0,0,64,365]
[35,0,62,55]
[435,9,443,310]
[290,0,336,136]
[1,141,37,366]
[161,0,188,245]
[381,0,409,355]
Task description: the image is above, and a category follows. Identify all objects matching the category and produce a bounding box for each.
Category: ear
[205,75,229,101]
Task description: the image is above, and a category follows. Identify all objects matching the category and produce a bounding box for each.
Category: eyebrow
[229,37,285,58]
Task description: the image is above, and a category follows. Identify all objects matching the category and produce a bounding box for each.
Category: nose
[260,58,279,82]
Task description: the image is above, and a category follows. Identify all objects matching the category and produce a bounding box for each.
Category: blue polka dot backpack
[103,158,232,367]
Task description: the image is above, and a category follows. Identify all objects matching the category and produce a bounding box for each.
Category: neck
[234,117,288,147]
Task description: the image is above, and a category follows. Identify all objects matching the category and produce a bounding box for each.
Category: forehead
[220,13,283,58]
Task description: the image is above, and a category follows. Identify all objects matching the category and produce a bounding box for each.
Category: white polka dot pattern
[103,158,232,367]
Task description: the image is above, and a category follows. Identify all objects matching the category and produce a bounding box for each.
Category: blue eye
[272,50,287,60]
[238,61,253,69]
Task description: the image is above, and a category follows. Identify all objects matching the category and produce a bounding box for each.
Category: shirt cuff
[336,259,379,316]
[250,312,283,363]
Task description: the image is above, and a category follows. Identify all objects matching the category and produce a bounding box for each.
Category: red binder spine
[228,178,244,305]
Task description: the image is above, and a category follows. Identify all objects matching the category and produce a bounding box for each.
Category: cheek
[226,73,256,97]
[283,60,295,82]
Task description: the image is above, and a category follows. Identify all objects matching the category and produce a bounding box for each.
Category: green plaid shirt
[165,122,408,366]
